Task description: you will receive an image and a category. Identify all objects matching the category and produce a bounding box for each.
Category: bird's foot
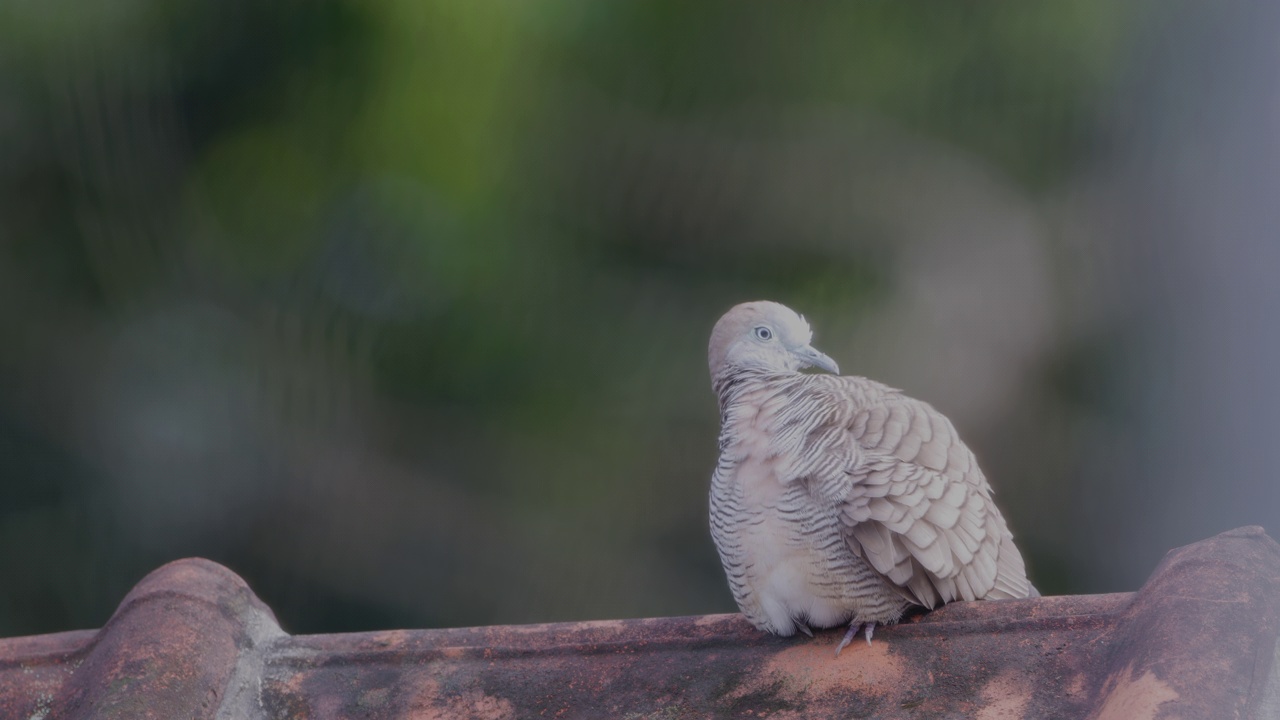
[834,621,876,657]
[797,623,814,638]
[835,622,861,657]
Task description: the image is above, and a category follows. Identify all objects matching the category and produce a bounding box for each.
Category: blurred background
[3,0,1278,636]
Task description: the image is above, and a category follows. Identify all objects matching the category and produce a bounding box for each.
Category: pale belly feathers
[713,436,909,636]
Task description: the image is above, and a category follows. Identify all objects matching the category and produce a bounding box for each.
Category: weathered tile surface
[2,527,1277,719]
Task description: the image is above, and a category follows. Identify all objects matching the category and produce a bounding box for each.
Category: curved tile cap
[0,558,283,720]
[1,528,1278,719]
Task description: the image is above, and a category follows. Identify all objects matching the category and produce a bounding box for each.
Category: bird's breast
[713,440,896,634]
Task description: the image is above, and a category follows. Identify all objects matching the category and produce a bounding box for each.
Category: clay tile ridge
[2,526,1278,720]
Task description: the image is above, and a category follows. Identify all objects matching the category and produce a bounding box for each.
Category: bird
[707,300,1037,656]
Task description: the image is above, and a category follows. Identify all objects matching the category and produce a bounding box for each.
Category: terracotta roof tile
[2,527,1278,719]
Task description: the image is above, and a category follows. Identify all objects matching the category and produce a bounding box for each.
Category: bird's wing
[772,376,1034,609]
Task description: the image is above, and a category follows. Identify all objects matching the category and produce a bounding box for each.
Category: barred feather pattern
[709,366,1035,637]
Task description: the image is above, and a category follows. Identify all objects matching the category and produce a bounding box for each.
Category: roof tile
[2,527,1278,719]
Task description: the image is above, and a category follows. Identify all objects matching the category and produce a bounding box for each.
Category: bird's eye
[754,326,773,341]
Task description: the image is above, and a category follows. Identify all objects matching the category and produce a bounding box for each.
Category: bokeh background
[3,0,1279,636]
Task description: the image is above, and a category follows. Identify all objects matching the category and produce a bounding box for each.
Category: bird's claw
[835,623,860,657]
[834,621,876,657]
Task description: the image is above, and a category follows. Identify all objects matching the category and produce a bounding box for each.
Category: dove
[707,301,1037,656]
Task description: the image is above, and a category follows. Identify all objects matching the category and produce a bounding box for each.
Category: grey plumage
[707,301,1036,651]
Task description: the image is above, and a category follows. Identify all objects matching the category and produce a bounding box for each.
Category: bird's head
[708,301,840,379]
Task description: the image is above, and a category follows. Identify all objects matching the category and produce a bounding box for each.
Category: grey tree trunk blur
[1078,0,1280,589]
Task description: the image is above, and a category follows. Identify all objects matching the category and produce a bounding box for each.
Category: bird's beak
[794,345,840,375]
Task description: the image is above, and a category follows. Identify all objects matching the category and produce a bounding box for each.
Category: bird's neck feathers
[712,364,795,414]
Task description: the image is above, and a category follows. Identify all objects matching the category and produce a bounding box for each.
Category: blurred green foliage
[0,1,1139,635]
